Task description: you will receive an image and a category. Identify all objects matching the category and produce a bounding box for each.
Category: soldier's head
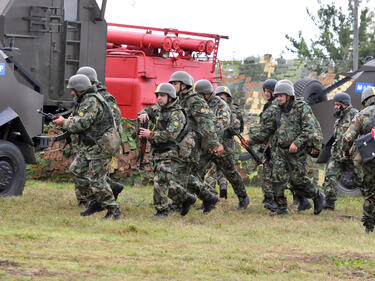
[193,79,214,101]
[262,79,277,101]
[76,66,98,85]
[169,71,193,95]
[67,74,91,98]
[333,92,351,113]
[214,86,232,103]
[361,86,375,107]
[274,81,295,106]
[155,83,176,107]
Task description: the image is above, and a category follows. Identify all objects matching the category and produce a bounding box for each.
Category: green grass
[0,180,374,280]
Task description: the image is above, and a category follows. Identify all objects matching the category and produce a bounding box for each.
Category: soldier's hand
[212,144,225,156]
[289,142,298,153]
[138,114,149,123]
[139,128,151,138]
[53,116,65,126]
[311,148,319,156]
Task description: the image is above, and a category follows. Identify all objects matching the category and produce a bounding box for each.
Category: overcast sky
[98,0,373,61]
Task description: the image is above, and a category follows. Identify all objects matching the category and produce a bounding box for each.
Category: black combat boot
[102,206,122,220]
[292,193,299,206]
[269,208,288,216]
[148,211,168,218]
[110,181,124,201]
[237,195,250,210]
[263,196,277,212]
[181,193,197,216]
[203,194,219,213]
[80,201,104,216]
[219,182,228,199]
[313,192,324,215]
[77,200,88,208]
[296,195,312,212]
[323,199,335,211]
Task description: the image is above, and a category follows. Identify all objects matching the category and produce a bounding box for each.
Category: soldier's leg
[90,157,121,220]
[322,158,340,203]
[261,159,277,211]
[152,159,171,216]
[69,154,91,206]
[217,169,228,199]
[214,153,249,209]
[271,148,289,214]
[203,161,219,194]
[288,150,323,215]
[360,163,375,233]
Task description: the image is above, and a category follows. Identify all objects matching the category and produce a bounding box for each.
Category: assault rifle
[37,109,72,147]
[229,128,262,167]
[138,119,149,170]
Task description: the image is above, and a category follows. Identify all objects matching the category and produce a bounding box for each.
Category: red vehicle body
[105,23,228,119]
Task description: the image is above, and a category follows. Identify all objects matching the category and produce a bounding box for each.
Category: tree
[285,0,375,75]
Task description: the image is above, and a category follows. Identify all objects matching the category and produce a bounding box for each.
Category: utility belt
[152,142,178,154]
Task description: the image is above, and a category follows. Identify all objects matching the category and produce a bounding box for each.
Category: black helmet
[155,83,176,99]
[169,71,193,87]
[214,86,232,97]
[193,79,213,94]
[263,79,277,91]
[333,92,351,106]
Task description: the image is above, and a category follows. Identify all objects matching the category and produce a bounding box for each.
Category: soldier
[342,86,375,233]
[323,92,363,210]
[137,83,196,217]
[194,80,250,210]
[244,81,324,216]
[75,66,124,209]
[53,74,122,220]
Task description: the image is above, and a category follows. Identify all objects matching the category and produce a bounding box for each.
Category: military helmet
[263,79,277,91]
[169,71,193,87]
[76,66,98,83]
[214,86,232,97]
[361,86,375,105]
[155,83,176,99]
[333,92,351,106]
[193,79,214,94]
[276,79,294,88]
[67,74,91,91]
[274,81,295,96]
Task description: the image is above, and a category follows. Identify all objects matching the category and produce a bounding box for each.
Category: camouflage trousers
[153,158,188,213]
[360,160,375,231]
[261,159,274,199]
[323,158,363,202]
[203,162,228,194]
[199,152,247,199]
[272,147,320,210]
[70,152,117,209]
[186,162,219,201]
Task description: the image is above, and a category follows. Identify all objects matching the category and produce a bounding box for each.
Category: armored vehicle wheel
[294,79,327,105]
[0,140,26,196]
[337,172,362,196]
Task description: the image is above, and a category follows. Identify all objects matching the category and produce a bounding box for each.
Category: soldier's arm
[248,105,276,144]
[150,111,185,143]
[189,96,220,150]
[62,97,100,133]
[215,103,231,135]
[293,104,316,148]
[342,113,362,152]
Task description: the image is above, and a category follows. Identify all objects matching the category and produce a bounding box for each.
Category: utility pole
[353,0,359,70]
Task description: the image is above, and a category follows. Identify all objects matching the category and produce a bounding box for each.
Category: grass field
[1,180,375,280]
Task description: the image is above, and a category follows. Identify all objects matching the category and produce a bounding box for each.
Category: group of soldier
[53,66,375,234]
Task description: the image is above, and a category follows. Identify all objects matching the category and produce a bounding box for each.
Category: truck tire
[337,172,362,196]
[0,140,26,196]
[294,79,327,105]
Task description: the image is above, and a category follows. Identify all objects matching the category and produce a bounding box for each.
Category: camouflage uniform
[342,103,375,232]
[323,105,363,203]
[63,87,119,213]
[249,98,322,213]
[199,94,248,201]
[141,98,189,214]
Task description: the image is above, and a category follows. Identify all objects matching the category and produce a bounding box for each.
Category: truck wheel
[294,79,327,105]
[337,172,362,196]
[0,140,26,196]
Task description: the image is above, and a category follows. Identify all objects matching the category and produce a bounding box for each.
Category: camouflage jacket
[331,105,358,160]
[96,82,123,135]
[63,87,113,158]
[178,89,220,151]
[342,105,375,152]
[206,93,231,140]
[249,98,320,150]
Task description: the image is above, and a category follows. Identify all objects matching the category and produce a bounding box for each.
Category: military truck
[0,0,107,195]
[294,58,375,196]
